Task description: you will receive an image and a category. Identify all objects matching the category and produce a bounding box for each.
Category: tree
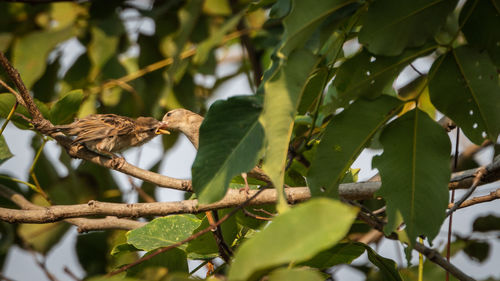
[0,0,499,280]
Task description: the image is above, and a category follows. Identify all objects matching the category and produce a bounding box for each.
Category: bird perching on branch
[53,114,169,158]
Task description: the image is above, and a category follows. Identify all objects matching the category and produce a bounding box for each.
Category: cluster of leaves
[0,0,499,280]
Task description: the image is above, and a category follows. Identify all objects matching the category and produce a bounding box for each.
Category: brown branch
[414,242,474,281]
[357,209,475,281]
[448,187,500,210]
[0,184,145,231]
[108,188,267,276]
[3,159,500,224]
[0,188,309,224]
[447,166,488,216]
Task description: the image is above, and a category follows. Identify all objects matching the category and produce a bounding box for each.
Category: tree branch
[356,208,475,281]
[414,242,475,281]
[3,161,500,224]
[0,184,145,231]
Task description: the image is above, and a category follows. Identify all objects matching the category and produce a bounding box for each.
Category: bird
[157,108,271,184]
[156,108,204,149]
[53,114,169,157]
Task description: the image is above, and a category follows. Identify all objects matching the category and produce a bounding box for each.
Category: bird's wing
[68,114,135,143]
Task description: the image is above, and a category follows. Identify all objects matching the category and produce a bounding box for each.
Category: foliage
[0,0,498,280]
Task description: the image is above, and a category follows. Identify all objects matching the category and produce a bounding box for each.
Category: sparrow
[156,108,204,149]
[54,114,169,157]
[157,108,271,184]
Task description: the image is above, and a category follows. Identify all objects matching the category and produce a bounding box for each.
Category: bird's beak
[155,122,170,135]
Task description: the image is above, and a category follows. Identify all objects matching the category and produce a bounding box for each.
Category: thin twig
[0,101,18,136]
[0,78,26,107]
[448,187,500,210]
[26,249,59,281]
[242,208,273,221]
[446,166,487,216]
[63,267,81,281]
[108,187,267,276]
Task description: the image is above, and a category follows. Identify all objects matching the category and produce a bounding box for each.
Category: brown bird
[157,108,271,184]
[54,114,168,157]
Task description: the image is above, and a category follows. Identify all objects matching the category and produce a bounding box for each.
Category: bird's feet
[239,172,250,195]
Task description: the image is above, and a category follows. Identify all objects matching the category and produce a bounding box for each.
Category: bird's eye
[166,112,172,117]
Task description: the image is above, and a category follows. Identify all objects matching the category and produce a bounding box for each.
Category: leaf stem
[0,101,18,137]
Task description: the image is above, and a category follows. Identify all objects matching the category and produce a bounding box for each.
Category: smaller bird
[53,114,169,157]
[156,108,203,149]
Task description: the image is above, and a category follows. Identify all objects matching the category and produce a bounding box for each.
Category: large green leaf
[267,268,324,281]
[461,0,500,67]
[126,248,188,278]
[358,0,457,56]
[192,96,264,204]
[373,109,451,246]
[260,49,320,211]
[300,242,365,269]
[49,89,83,125]
[333,47,434,105]
[127,215,201,252]
[279,0,351,57]
[227,198,357,281]
[12,25,76,88]
[307,96,403,197]
[429,46,500,144]
[364,244,403,281]
[0,136,13,166]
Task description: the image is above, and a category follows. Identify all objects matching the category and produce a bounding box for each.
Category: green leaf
[18,220,70,254]
[279,0,351,57]
[127,215,202,252]
[333,47,433,105]
[126,248,188,278]
[373,109,451,246]
[227,198,357,281]
[193,12,243,65]
[76,232,109,276]
[49,89,83,125]
[0,136,13,166]
[358,0,457,56]
[473,215,500,232]
[88,15,124,80]
[203,0,232,15]
[297,67,328,115]
[300,242,365,269]
[192,96,264,204]
[461,0,500,67]
[267,268,324,281]
[307,96,403,197]
[12,25,76,88]
[429,46,500,144]
[364,243,403,281]
[260,49,320,211]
